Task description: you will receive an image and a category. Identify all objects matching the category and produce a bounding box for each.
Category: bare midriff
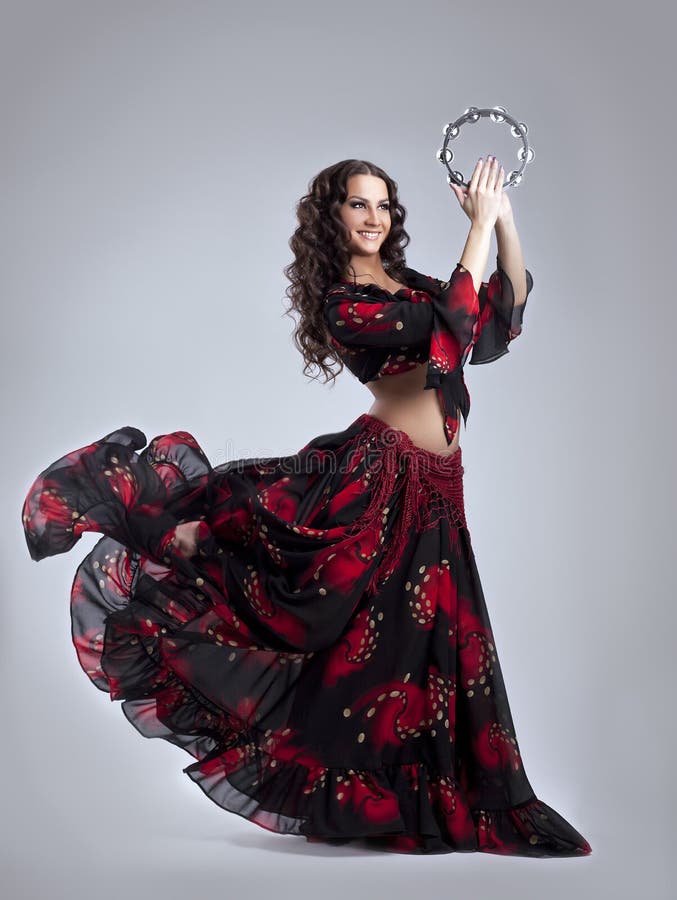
[365,361,461,457]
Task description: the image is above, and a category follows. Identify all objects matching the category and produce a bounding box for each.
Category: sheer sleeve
[323,286,434,348]
[323,263,477,355]
[469,255,534,365]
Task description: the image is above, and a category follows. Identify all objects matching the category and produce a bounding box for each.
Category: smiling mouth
[357,231,381,241]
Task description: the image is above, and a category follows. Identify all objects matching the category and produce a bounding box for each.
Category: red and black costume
[20,256,592,856]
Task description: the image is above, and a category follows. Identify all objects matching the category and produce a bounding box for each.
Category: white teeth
[358,231,380,240]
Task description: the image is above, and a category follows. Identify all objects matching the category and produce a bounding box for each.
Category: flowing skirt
[20,412,592,856]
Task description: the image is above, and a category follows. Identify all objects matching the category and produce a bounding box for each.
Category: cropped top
[322,255,534,446]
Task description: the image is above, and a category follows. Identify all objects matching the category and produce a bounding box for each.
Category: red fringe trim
[345,415,467,597]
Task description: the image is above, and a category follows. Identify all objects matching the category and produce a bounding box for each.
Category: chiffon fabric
[21,411,592,856]
[323,255,535,447]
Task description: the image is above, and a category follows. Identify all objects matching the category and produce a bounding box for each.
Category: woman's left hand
[171,521,202,557]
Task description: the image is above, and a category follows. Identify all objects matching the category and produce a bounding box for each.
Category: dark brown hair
[283,159,410,385]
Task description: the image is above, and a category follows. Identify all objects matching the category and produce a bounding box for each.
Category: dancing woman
[21,156,592,856]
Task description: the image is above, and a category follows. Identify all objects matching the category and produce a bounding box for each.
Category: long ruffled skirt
[20,412,592,856]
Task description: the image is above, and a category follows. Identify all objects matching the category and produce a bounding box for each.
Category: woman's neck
[344,257,389,284]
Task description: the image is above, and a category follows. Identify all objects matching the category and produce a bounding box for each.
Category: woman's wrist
[468,220,494,237]
[495,213,516,233]
[459,222,493,293]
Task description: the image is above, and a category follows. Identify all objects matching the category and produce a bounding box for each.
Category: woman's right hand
[449,155,504,229]
[171,521,202,557]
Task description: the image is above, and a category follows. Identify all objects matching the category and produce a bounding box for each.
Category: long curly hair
[283,159,411,385]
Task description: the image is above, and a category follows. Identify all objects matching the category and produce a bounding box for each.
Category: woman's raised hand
[449,155,504,229]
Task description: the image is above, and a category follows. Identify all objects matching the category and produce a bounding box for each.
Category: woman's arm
[457,213,528,307]
[495,214,528,307]
[458,221,492,293]
[446,159,532,366]
[467,209,534,366]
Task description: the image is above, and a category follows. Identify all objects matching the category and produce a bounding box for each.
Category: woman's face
[338,174,391,260]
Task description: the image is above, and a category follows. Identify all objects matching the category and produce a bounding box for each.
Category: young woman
[20,157,592,857]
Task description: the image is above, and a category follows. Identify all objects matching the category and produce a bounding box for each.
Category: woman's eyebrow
[347,195,390,203]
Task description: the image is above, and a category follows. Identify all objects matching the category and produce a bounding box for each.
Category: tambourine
[437,106,535,189]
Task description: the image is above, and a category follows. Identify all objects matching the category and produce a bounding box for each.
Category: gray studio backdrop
[1,1,673,899]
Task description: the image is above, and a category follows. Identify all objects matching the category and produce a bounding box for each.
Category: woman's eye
[350,202,390,210]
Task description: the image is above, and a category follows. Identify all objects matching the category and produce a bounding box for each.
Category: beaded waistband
[348,413,467,596]
[357,413,463,471]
